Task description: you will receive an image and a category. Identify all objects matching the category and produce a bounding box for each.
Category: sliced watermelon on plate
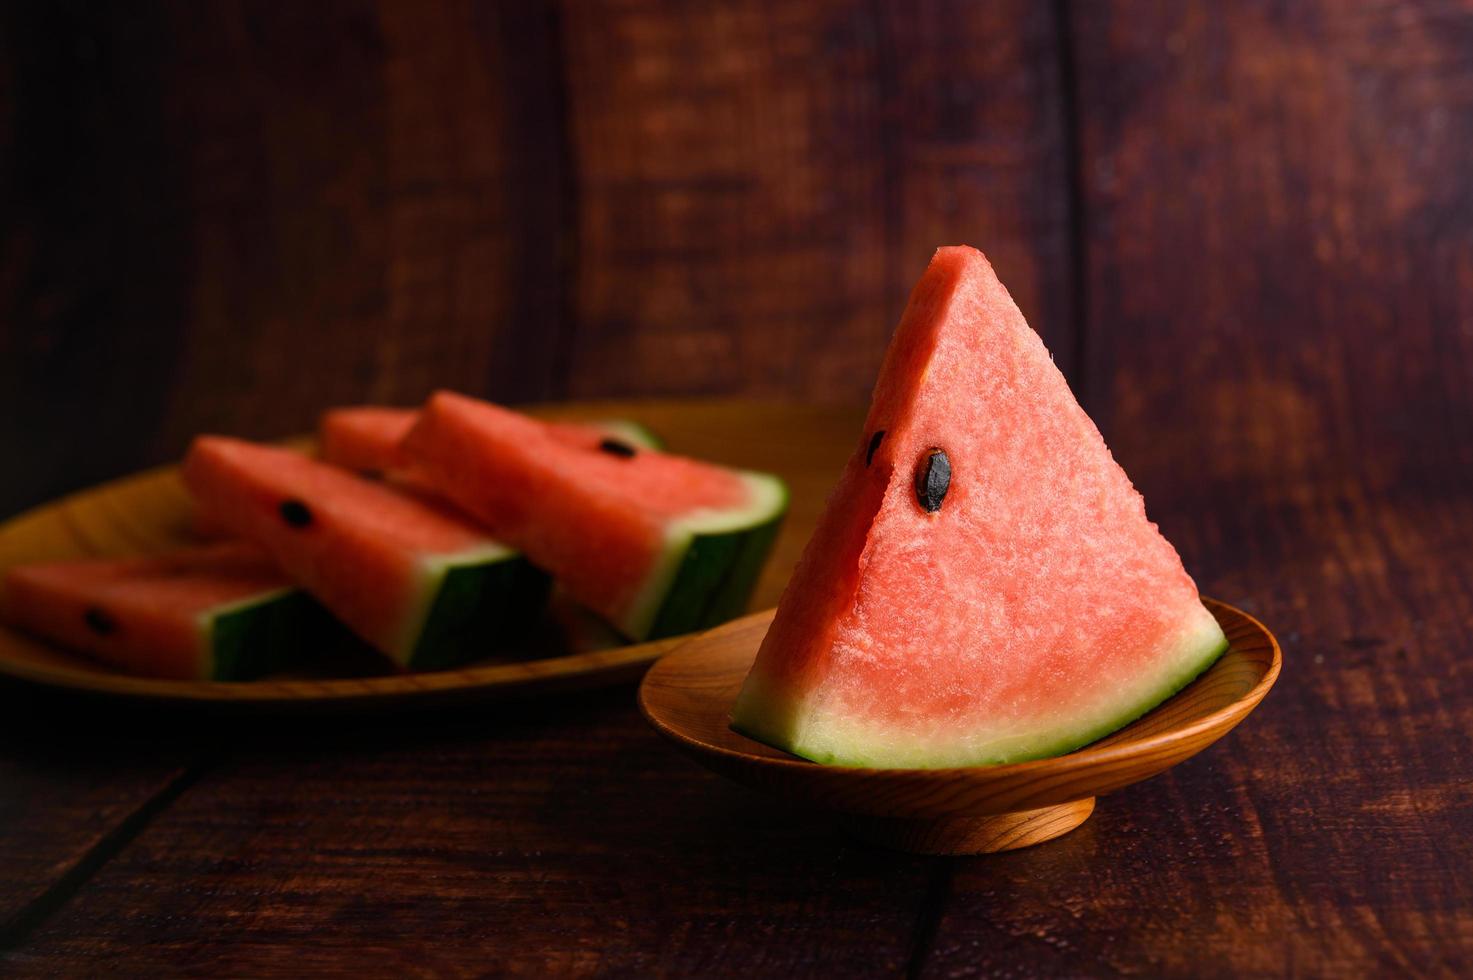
[401,393,787,641]
[183,437,550,670]
[731,246,1228,768]
[1,543,351,680]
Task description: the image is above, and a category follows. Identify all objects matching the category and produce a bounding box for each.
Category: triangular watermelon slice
[183,437,549,670]
[1,543,354,680]
[731,246,1228,768]
[401,394,788,641]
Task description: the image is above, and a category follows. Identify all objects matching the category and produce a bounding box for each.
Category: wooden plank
[559,0,1071,401]
[368,0,571,409]
[7,692,937,975]
[0,7,218,943]
[920,2,1473,974]
[0,0,569,519]
[878,1,1074,378]
[0,1,202,519]
[0,690,208,949]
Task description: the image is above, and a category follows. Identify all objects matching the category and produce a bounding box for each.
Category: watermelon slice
[1,544,350,680]
[317,406,419,476]
[318,406,661,482]
[731,246,1228,769]
[401,393,787,641]
[183,437,550,670]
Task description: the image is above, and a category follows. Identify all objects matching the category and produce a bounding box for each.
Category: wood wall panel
[143,0,571,443]
[1074,1,1473,484]
[1,2,199,517]
[14,692,939,975]
[560,0,890,400]
[560,0,1070,401]
[372,0,571,410]
[149,0,392,441]
[882,1,1074,379]
[0,0,570,517]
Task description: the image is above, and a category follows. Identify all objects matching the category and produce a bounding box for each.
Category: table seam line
[0,750,218,951]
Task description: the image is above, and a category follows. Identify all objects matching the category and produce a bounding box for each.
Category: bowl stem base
[838,797,1096,855]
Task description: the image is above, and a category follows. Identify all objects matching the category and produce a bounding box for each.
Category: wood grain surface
[560,0,1070,400]
[5,688,940,977]
[2,0,1472,975]
[0,699,209,944]
[0,0,574,517]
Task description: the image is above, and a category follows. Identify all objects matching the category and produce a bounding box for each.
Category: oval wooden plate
[0,402,862,711]
[640,599,1280,854]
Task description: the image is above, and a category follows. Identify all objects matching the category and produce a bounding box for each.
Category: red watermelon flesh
[731,246,1227,768]
[401,393,787,640]
[2,544,301,680]
[318,406,661,484]
[183,437,544,667]
[318,406,420,475]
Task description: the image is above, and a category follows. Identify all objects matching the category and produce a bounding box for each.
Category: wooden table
[0,398,1468,976]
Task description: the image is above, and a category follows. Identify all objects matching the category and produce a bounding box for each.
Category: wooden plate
[640,599,1281,854]
[0,401,861,711]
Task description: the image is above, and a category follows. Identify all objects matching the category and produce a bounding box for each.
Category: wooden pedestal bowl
[640,599,1280,855]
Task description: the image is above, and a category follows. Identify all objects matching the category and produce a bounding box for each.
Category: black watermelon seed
[279,499,314,527]
[598,438,638,458]
[914,448,951,513]
[84,606,117,636]
[866,430,886,466]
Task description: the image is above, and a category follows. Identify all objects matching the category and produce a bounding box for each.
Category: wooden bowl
[640,598,1280,855]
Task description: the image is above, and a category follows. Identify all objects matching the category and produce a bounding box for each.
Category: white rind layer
[619,472,789,641]
[384,541,518,665]
[192,585,296,680]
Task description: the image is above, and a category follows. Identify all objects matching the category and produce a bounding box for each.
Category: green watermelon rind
[620,473,788,642]
[406,552,552,671]
[207,588,356,681]
[646,508,786,641]
[201,587,292,680]
[691,507,786,627]
[377,543,551,671]
[202,551,553,678]
[207,583,382,677]
[592,419,664,452]
[735,608,1230,769]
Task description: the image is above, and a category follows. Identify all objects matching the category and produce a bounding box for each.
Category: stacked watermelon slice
[3,544,358,681]
[1,401,787,679]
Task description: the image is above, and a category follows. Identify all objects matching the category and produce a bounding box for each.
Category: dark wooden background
[3,0,1472,975]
